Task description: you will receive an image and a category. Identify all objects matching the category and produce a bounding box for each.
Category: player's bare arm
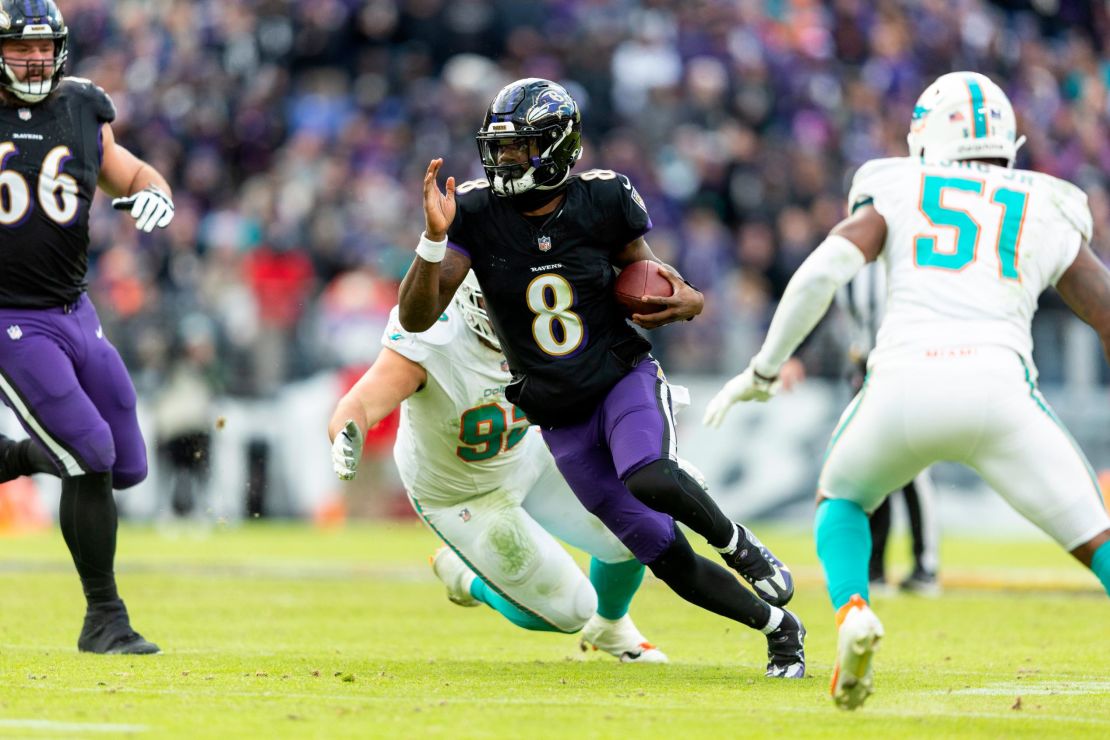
[613,237,704,328]
[1059,247,1110,570]
[1055,241,1110,368]
[97,122,171,197]
[98,122,174,232]
[399,158,471,332]
[328,348,427,480]
[829,204,887,262]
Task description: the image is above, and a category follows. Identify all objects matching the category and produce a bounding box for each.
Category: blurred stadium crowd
[68,0,1110,404]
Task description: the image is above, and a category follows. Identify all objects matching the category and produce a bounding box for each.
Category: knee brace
[625,459,698,513]
[625,459,734,548]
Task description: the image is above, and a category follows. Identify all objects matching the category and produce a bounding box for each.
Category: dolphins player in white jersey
[329,272,666,662]
[704,71,1110,709]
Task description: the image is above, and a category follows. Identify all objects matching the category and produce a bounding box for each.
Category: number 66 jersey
[383,303,545,506]
[0,78,116,308]
[850,157,1093,371]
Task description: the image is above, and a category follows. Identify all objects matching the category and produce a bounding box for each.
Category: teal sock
[815,498,872,610]
[1091,541,1110,596]
[590,557,645,620]
[469,577,566,632]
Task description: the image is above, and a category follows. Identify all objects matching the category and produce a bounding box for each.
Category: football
[613,260,674,316]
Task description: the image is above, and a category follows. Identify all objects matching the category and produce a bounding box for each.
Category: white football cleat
[580,614,668,663]
[430,547,479,607]
[831,594,884,710]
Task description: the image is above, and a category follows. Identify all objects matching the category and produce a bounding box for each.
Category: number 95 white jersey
[382,304,541,504]
[849,157,1092,370]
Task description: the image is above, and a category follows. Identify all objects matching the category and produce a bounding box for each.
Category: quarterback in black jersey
[399,78,806,677]
[0,1,173,654]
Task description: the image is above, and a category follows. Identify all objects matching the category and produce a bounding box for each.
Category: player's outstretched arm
[328,349,427,480]
[614,237,704,328]
[399,159,471,331]
[703,207,885,428]
[97,123,175,233]
[1055,241,1110,367]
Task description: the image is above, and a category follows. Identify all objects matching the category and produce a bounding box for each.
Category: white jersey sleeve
[1043,175,1090,285]
[847,158,911,220]
[381,306,447,365]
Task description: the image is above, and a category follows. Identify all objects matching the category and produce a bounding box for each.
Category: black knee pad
[624,459,703,512]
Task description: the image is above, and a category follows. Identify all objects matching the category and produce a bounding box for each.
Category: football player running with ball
[398,78,804,678]
[705,71,1110,709]
[330,275,665,662]
[0,1,174,654]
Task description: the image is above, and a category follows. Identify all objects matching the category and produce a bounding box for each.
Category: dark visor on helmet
[477,134,542,170]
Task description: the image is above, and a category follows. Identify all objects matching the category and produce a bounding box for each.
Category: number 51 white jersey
[849,157,1092,370]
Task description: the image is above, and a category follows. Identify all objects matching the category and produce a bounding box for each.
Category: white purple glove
[112,185,174,233]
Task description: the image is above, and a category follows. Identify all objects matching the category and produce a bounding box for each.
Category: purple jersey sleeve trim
[448,241,471,258]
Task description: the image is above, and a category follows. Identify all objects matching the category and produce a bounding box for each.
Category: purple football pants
[0,294,147,488]
[541,358,678,564]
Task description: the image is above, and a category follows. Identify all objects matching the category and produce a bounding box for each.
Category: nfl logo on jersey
[537,235,552,252]
[18,108,30,121]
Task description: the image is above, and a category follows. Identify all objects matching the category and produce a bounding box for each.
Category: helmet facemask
[478,119,580,197]
[0,2,69,104]
[454,271,501,352]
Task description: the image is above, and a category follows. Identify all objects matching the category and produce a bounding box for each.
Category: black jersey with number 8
[447,169,654,427]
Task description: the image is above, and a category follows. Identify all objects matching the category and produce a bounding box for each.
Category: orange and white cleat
[830,594,884,710]
[580,614,668,663]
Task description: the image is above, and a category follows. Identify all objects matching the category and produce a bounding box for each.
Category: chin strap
[507,183,567,212]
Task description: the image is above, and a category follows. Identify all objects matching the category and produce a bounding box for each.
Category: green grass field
[0,521,1107,738]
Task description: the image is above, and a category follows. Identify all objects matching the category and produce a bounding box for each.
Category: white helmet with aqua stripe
[907,71,1025,167]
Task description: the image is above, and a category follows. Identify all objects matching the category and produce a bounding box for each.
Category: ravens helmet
[476,78,583,199]
[0,0,68,104]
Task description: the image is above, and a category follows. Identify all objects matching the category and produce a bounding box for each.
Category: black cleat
[899,568,940,597]
[720,524,795,606]
[77,600,161,655]
[765,608,806,679]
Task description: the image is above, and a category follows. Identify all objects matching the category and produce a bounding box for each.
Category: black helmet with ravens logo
[476,78,583,205]
[0,0,68,104]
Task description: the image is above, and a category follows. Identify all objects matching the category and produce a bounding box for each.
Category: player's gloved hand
[702,365,781,428]
[331,420,364,480]
[111,185,174,233]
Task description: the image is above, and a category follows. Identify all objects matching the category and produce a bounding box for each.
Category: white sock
[759,606,785,635]
[712,522,741,555]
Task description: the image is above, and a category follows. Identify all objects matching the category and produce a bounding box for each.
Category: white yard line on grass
[0,719,147,733]
[13,686,1110,726]
[940,680,1110,696]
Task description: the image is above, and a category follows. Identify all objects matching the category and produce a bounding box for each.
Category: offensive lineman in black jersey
[397,78,806,677]
[0,1,174,654]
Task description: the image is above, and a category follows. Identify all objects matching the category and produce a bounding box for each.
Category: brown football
[613,260,673,316]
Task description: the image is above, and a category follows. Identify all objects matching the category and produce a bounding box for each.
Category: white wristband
[415,231,448,263]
